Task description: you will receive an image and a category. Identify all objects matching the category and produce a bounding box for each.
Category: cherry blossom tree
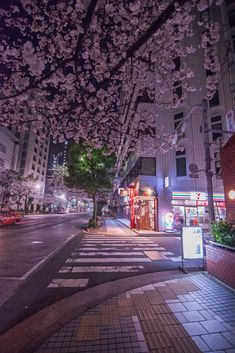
[11,174,40,212]
[0,169,18,210]
[0,0,222,155]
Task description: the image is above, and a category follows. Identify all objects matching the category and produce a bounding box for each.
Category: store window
[176,149,187,177]
[211,115,222,141]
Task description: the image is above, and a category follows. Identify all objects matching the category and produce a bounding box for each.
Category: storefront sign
[165,212,174,230]
[190,192,207,201]
[182,227,203,259]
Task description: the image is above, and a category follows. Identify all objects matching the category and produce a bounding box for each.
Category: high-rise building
[114,2,235,231]
[0,127,19,171]
[17,124,50,196]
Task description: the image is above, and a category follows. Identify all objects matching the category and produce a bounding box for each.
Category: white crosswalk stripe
[47,230,177,289]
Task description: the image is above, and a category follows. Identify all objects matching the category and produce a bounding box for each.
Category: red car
[0,212,18,226]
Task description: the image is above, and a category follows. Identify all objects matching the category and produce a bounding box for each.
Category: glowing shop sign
[165,212,174,230]
[190,192,206,201]
[182,227,203,259]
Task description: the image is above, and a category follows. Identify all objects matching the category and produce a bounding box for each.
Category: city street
[0,216,182,334]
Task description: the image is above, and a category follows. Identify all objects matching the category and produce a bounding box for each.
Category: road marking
[66,257,151,263]
[73,251,143,256]
[161,251,174,256]
[59,265,144,273]
[144,251,168,260]
[20,232,80,280]
[31,241,43,244]
[48,278,89,288]
[170,256,182,262]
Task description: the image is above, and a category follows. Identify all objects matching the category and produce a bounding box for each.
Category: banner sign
[182,227,203,259]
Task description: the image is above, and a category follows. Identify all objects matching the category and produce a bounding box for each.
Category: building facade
[221,133,235,223]
[114,2,235,231]
[17,124,50,196]
[0,127,19,171]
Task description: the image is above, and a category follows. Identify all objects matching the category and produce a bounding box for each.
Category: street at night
[0,0,235,352]
[0,216,182,334]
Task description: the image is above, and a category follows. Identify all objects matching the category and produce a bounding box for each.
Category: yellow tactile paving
[75,278,203,351]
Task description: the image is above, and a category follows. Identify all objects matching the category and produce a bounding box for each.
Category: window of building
[176,149,187,177]
[138,157,156,176]
[42,170,45,175]
[44,154,47,160]
[206,70,220,107]
[32,164,35,171]
[33,155,36,162]
[38,159,41,165]
[209,90,220,107]
[0,158,4,168]
[211,115,223,141]
[174,112,185,137]
[43,162,45,167]
[35,138,39,145]
[228,9,235,28]
[0,143,6,153]
[37,167,40,173]
[214,151,221,177]
[34,147,38,153]
[41,176,44,181]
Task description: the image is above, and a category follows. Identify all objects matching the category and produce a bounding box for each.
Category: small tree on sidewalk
[11,175,40,213]
[0,169,18,210]
[65,142,115,225]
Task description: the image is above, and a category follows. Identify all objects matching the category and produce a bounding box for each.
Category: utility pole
[202,99,215,225]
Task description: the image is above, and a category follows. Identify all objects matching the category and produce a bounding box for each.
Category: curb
[0,270,197,353]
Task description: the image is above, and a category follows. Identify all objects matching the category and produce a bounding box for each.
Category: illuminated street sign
[182,227,203,259]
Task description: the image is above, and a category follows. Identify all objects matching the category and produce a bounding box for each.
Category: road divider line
[20,232,83,280]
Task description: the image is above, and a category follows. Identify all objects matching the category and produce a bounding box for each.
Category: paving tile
[183,301,203,311]
[222,331,235,346]
[182,311,205,322]
[182,322,207,336]
[201,333,233,350]
[201,320,227,333]
[192,336,210,352]
[167,303,187,313]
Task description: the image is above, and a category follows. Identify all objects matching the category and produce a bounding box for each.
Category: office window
[206,70,220,107]
[33,155,36,162]
[42,170,45,175]
[0,143,6,153]
[0,158,4,168]
[38,159,41,165]
[32,164,35,171]
[228,9,235,28]
[209,90,220,107]
[34,147,38,153]
[214,152,221,177]
[137,157,156,176]
[176,149,187,177]
[174,112,185,137]
[211,115,222,141]
[37,167,40,173]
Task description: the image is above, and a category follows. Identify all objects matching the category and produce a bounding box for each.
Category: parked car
[10,211,24,222]
[0,212,18,226]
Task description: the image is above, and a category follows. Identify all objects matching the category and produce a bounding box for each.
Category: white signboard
[190,192,207,201]
[182,227,203,259]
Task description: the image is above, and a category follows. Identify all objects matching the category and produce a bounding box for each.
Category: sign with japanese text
[182,227,203,259]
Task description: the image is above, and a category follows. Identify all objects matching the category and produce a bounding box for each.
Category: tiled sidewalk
[34,274,235,353]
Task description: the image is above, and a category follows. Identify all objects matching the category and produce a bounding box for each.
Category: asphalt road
[0,216,186,335]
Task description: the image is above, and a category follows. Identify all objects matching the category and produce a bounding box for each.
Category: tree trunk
[92,192,97,225]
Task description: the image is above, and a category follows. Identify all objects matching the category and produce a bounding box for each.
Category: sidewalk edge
[0,270,199,353]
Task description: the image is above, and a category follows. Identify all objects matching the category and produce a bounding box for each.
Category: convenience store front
[171,191,226,230]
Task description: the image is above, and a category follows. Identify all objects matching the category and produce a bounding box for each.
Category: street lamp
[229,190,235,200]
